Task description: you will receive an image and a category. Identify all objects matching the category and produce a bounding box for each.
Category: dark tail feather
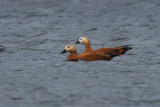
[109,54,118,57]
[118,45,132,55]
[123,45,132,51]
[113,45,132,55]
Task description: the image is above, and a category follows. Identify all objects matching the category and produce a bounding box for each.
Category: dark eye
[80,38,82,40]
[68,46,70,48]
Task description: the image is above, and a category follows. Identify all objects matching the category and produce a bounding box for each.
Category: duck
[61,45,114,61]
[75,37,132,55]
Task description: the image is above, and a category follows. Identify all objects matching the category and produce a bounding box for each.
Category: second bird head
[75,37,90,45]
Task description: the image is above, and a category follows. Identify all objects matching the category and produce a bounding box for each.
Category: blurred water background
[0,0,160,107]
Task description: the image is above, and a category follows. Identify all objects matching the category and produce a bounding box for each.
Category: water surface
[0,0,160,107]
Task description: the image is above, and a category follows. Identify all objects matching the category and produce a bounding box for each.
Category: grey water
[0,0,160,107]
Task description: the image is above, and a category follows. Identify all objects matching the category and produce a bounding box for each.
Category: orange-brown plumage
[75,37,132,55]
[61,45,113,61]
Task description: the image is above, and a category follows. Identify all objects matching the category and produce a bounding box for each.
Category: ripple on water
[0,45,5,52]
[84,28,98,32]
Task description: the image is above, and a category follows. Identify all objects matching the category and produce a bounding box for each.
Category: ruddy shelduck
[75,37,132,55]
[61,45,114,61]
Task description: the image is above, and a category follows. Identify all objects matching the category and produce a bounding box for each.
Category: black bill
[61,49,67,54]
[75,41,80,44]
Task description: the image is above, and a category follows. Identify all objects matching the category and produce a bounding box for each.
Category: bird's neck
[85,43,94,52]
[67,52,78,60]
